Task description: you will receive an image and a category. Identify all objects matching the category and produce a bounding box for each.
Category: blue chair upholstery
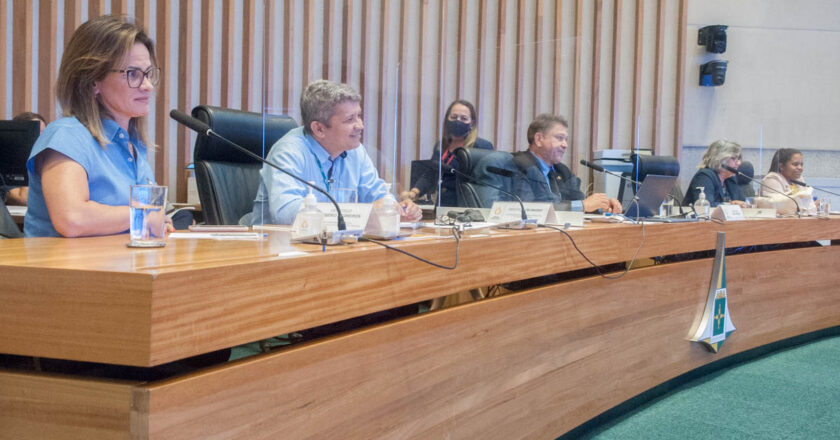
[191,106,297,225]
[618,153,681,203]
[454,148,517,208]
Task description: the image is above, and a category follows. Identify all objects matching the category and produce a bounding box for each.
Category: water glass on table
[129,184,168,247]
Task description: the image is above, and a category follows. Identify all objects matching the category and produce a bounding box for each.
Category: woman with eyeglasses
[25,15,168,237]
[401,100,493,207]
[683,140,748,208]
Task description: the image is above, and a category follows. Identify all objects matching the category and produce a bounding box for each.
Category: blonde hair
[56,15,157,147]
[699,140,741,170]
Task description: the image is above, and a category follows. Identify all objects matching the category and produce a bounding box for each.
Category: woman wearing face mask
[760,148,816,215]
[402,100,493,207]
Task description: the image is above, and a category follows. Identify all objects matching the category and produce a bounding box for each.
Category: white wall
[681,0,840,191]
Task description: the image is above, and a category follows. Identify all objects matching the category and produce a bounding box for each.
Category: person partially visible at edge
[0,112,47,206]
[24,15,171,237]
[761,148,816,214]
[401,99,493,207]
[683,140,747,208]
[248,79,422,225]
[510,113,622,213]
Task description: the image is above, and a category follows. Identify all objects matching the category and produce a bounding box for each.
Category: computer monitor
[0,120,40,187]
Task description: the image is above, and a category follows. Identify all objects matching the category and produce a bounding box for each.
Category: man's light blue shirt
[250,126,388,225]
[529,151,583,212]
[24,117,156,237]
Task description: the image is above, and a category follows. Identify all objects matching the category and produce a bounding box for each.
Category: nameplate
[741,208,777,219]
[711,204,745,222]
[318,203,372,231]
[546,210,585,228]
[487,202,553,224]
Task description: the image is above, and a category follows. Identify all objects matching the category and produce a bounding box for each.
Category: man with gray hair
[250,79,422,225]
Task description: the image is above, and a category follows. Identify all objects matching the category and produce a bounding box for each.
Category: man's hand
[399,187,419,202]
[582,193,622,214]
[399,199,423,222]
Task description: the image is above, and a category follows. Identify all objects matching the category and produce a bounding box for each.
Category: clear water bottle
[293,183,324,237]
[693,186,711,218]
[373,183,401,238]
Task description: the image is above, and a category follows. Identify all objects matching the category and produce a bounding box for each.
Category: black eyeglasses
[111,67,161,88]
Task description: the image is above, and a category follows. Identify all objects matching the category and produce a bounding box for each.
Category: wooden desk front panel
[134,245,839,439]
[1,218,838,366]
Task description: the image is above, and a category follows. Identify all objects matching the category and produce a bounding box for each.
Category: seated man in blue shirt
[511,113,622,213]
[249,79,422,225]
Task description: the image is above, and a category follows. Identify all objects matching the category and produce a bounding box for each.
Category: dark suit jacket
[511,151,585,211]
[683,167,744,207]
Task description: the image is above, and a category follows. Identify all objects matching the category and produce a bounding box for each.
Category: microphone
[448,166,536,229]
[486,166,514,178]
[789,179,840,197]
[170,109,353,238]
[722,164,801,216]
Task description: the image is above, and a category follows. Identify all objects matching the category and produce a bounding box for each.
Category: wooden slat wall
[1,0,686,202]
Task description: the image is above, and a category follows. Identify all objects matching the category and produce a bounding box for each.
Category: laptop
[622,174,689,220]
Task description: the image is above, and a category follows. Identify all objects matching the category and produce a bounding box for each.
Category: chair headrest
[192,105,298,164]
[631,154,680,180]
[454,147,501,174]
[736,160,754,185]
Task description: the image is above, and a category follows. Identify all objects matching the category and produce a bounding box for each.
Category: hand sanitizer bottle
[374,183,401,238]
[693,187,711,219]
[293,183,324,237]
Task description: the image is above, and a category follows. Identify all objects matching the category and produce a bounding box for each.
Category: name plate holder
[487,202,546,229]
[711,204,746,222]
[741,207,777,219]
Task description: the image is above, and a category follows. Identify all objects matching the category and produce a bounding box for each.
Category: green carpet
[577,335,840,439]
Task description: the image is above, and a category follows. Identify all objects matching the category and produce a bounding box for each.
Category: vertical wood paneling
[609,0,622,149]
[631,0,644,150]
[553,0,564,117]
[241,0,256,111]
[112,0,128,16]
[11,0,33,116]
[154,0,171,189]
[64,0,81,48]
[493,0,508,149]
[588,0,602,173]
[571,0,583,172]
[220,0,235,108]
[0,0,6,118]
[2,0,686,202]
[177,0,194,200]
[37,1,58,121]
[652,0,666,154]
[199,1,215,106]
[674,0,687,161]
[88,0,106,18]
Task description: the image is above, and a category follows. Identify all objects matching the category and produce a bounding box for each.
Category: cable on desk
[360,227,461,270]
[539,199,646,280]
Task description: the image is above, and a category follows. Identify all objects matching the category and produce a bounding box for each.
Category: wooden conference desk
[1,218,839,439]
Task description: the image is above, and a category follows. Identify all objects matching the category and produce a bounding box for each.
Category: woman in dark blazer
[683,140,748,207]
[402,100,493,207]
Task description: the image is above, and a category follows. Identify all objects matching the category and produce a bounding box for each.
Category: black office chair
[617,153,681,204]
[736,160,756,198]
[454,148,516,208]
[191,106,297,225]
[0,197,23,238]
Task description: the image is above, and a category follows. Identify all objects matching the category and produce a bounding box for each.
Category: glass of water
[129,184,168,247]
[819,197,831,218]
